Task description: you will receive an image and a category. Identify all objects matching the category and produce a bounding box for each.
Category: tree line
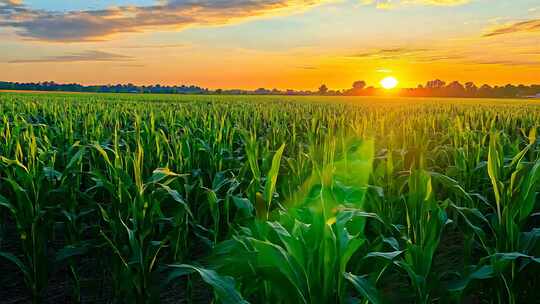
[333,80,540,98]
[0,81,209,94]
[1,80,539,98]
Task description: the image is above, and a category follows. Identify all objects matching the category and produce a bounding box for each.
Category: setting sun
[381,76,398,89]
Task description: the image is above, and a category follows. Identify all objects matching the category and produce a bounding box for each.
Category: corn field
[1,91,540,303]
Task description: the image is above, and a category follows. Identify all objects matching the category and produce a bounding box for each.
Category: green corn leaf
[92,143,113,166]
[266,221,306,266]
[56,244,90,263]
[148,167,185,184]
[492,252,540,263]
[520,228,540,253]
[0,251,30,279]
[0,193,15,214]
[344,272,381,304]
[366,250,404,261]
[430,172,473,204]
[487,133,502,220]
[65,146,86,170]
[43,167,62,182]
[263,143,286,209]
[0,156,29,173]
[167,264,249,304]
[159,183,193,217]
[231,196,254,217]
[249,238,309,304]
[519,159,540,222]
[98,204,111,223]
[447,265,494,292]
[529,127,537,145]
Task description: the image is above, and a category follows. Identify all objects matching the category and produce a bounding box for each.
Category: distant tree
[465,82,477,97]
[255,88,271,95]
[478,84,493,97]
[499,84,518,98]
[353,80,366,90]
[318,84,328,95]
[343,80,367,96]
[426,79,446,89]
[446,81,465,97]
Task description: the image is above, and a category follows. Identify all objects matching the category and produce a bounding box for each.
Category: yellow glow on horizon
[380,76,399,89]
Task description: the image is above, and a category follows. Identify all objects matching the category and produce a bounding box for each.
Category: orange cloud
[8,50,133,63]
[0,0,22,5]
[361,0,470,9]
[484,19,540,37]
[347,43,540,67]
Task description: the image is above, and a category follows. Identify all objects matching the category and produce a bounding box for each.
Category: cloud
[404,0,469,5]
[0,0,330,42]
[0,0,22,6]
[113,63,146,68]
[8,50,134,63]
[0,0,475,42]
[472,59,540,66]
[483,19,540,37]
[349,48,431,59]
[116,43,189,49]
[361,0,470,9]
[346,45,539,66]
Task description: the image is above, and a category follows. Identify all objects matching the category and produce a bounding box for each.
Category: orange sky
[0,0,539,90]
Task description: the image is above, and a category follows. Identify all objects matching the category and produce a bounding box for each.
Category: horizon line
[2,79,539,92]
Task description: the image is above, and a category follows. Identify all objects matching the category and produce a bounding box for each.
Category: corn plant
[89,141,192,303]
[446,130,540,303]
[211,139,386,303]
[0,125,56,303]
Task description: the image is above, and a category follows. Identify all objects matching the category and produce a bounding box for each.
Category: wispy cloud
[349,48,432,59]
[0,0,331,42]
[405,0,470,5]
[114,43,189,49]
[346,45,539,67]
[361,0,470,9]
[483,19,540,37]
[8,50,134,63]
[113,63,146,68]
[472,59,540,66]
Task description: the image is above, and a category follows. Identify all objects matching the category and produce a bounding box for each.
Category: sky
[0,0,539,90]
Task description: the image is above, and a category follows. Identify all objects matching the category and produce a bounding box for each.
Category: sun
[380,76,398,89]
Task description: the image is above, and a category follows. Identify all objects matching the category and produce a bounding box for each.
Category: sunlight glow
[380,76,398,89]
